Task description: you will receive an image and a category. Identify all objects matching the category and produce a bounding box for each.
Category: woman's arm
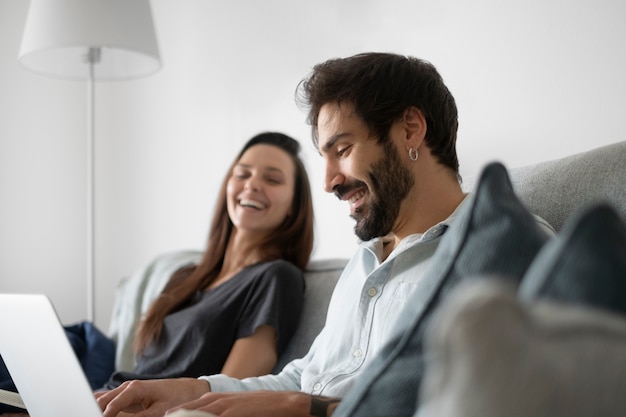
[220,324,277,378]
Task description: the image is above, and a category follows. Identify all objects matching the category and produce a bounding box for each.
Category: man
[97,52,466,417]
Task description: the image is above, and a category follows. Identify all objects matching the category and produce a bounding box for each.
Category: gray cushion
[273,258,347,372]
[519,203,626,314]
[508,141,626,232]
[336,162,551,417]
[417,279,626,417]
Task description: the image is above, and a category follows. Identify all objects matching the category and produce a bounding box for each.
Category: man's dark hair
[296,52,459,173]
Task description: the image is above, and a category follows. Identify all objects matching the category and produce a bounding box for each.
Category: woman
[104,132,314,388]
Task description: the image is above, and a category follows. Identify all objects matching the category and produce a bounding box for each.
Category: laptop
[0,293,104,417]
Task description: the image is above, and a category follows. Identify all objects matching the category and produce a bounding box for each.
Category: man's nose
[323,162,344,194]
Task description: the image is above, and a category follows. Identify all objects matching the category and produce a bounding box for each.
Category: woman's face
[226,144,296,236]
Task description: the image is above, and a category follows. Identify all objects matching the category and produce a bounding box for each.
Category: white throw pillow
[417,279,626,417]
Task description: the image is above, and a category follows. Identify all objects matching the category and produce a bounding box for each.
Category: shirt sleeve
[236,260,305,355]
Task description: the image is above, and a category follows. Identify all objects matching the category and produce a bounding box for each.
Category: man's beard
[350,141,414,241]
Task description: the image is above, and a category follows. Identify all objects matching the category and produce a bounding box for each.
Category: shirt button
[313,383,322,391]
[367,287,377,297]
[354,349,363,357]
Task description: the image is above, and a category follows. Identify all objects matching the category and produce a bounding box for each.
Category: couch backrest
[273,258,347,372]
[464,141,626,232]
[509,141,626,232]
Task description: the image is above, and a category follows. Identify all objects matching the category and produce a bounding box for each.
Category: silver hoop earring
[408,147,418,161]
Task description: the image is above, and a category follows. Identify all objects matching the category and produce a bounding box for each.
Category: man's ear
[402,106,427,151]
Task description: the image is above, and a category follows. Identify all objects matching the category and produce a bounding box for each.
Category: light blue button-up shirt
[201,203,465,397]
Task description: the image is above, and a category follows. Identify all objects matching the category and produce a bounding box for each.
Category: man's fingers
[97,381,152,417]
[166,409,219,417]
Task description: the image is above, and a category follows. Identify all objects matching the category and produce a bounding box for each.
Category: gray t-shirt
[105,260,304,388]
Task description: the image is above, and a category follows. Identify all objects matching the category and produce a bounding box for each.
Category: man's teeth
[240,199,266,209]
[349,190,365,204]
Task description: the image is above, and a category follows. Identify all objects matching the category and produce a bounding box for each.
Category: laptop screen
[0,294,103,417]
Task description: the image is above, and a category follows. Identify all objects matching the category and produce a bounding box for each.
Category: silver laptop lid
[0,294,103,417]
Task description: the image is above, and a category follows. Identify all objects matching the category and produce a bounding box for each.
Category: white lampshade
[19,0,161,80]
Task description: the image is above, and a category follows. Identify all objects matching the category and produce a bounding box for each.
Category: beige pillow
[417,279,626,417]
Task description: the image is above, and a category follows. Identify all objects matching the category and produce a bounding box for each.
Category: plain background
[1,0,625,331]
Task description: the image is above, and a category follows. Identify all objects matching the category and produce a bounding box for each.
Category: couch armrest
[108,250,203,372]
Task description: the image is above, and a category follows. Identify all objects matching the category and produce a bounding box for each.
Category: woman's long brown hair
[134,132,314,354]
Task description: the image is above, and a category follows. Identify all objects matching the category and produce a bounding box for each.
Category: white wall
[1,0,625,331]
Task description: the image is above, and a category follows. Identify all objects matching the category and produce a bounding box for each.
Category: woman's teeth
[240,199,266,209]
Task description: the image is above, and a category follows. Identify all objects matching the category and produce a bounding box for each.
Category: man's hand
[309,395,341,417]
[95,378,210,417]
[167,391,341,417]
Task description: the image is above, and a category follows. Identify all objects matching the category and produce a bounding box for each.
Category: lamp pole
[85,47,100,322]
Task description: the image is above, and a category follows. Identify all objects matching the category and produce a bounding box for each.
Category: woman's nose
[244,175,261,191]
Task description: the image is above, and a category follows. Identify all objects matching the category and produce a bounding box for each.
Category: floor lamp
[18,0,161,322]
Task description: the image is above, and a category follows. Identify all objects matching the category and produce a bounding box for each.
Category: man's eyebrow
[321,132,351,153]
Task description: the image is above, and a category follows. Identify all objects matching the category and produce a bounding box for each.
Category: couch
[109,140,625,414]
